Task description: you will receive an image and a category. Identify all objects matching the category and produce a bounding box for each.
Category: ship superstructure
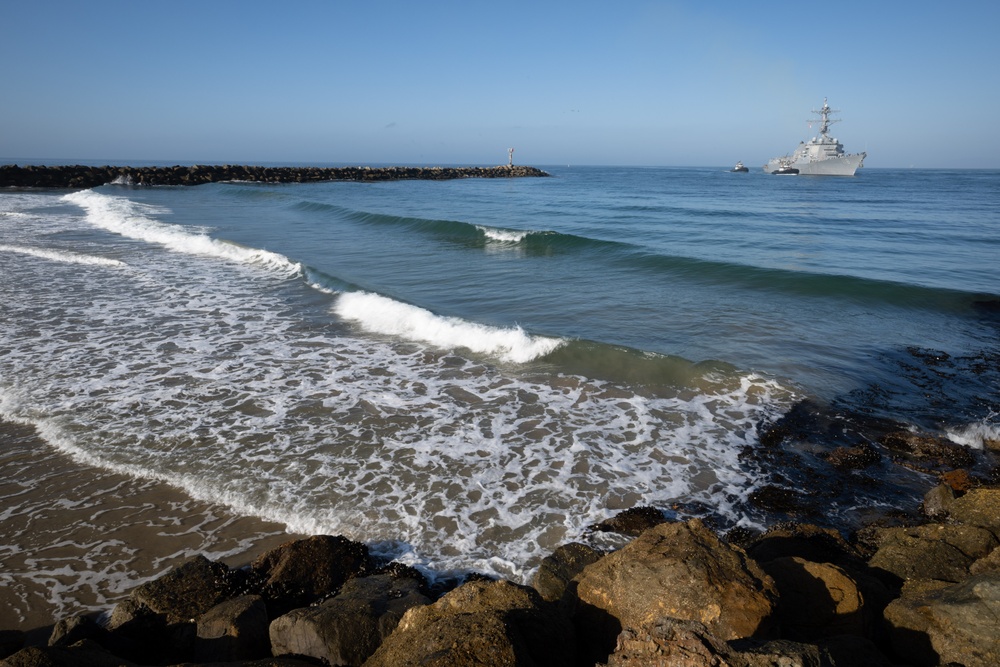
[764,98,866,175]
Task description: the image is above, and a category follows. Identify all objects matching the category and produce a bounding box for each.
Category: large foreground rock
[867,522,998,584]
[883,572,1000,667]
[572,519,777,662]
[195,594,270,662]
[269,574,429,666]
[363,579,575,667]
[604,617,894,667]
[947,487,1000,537]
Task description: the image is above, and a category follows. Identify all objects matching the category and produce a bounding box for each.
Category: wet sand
[0,419,300,633]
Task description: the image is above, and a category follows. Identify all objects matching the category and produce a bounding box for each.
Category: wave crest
[334,292,565,363]
[62,190,301,277]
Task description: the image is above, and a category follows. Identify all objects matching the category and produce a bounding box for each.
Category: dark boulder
[195,594,271,663]
[247,534,373,617]
[745,523,863,568]
[1,639,138,667]
[823,442,880,470]
[47,615,106,648]
[531,542,603,603]
[128,554,236,624]
[588,506,667,537]
[759,557,866,641]
[269,573,429,666]
[0,630,26,660]
[879,430,976,470]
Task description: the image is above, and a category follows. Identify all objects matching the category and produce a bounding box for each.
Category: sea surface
[2,165,999,629]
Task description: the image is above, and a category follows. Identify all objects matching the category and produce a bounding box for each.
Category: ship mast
[810,97,841,138]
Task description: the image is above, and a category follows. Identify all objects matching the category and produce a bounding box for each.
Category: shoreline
[2,398,998,635]
[2,478,998,666]
[0,164,550,189]
[0,418,301,637]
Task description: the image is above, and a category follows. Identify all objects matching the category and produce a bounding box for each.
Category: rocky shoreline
[0,164,550,189]
[2,465,999,666]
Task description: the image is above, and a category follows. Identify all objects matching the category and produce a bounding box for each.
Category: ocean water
[2,165,999,627]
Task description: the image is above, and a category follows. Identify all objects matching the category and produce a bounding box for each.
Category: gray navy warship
[764,98,866,175]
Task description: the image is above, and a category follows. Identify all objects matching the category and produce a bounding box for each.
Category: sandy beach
[0,418,298,634]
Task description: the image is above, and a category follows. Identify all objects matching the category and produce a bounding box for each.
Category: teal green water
[1,166,998,585]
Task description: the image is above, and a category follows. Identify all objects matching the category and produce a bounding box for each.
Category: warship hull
[763,153,865,176]
[764,99,866,176]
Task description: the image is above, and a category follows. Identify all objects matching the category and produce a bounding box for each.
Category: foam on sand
[0,243,125,267]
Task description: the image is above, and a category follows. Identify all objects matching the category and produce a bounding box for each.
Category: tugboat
[772,157,799,175]
[763,98,866,175]
[730,161,749,172]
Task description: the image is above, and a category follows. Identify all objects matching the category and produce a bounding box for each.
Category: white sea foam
[946,417,1000,449]
[334,291,565,363]
[1,186,795,594]
[476,225,531,243]
[62,190,302,277]
[0,244,125,267]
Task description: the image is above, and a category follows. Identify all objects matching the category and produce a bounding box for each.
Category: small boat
[730,161,749,172]
[771,157,799,175]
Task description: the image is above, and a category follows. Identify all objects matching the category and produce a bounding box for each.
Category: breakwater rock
[0,164,550,189]
[4,483,1000,666]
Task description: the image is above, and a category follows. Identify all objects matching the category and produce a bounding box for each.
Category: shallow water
[1,166,998,628]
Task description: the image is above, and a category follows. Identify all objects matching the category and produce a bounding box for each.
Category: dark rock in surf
[922,482,957,518]
[588,506,667,536]
[747,484,811,514]
[879,430,976,470]
[823,442,881,470]
[532,542,604,603]
[247,534,373,617]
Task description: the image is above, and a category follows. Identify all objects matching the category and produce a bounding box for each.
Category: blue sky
[3,1,998,168]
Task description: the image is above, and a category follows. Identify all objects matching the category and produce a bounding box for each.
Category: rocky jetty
[0,164,549,189]
[3,478,1000,667]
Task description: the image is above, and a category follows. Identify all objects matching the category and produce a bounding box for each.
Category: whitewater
[1,165,998,627]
